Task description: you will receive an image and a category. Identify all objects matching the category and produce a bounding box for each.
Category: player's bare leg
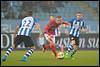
[42,43,57,57]
[42,36,57,58]
[42,34,50,52]
[50,43,57,57]
[65,39,77,59]
[42,44,50,52]
[48,37,57,57]
[43,43,57,57]
[42,44,46,52]
[59,45,64,52]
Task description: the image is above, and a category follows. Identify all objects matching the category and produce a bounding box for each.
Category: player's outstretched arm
[14,23,19,38]
[35,23,42,35]
[62,21,71,26]
[62,21,70,35]
[80,27,89,32]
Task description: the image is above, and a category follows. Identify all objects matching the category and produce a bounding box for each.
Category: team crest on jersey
[73,22,80,28]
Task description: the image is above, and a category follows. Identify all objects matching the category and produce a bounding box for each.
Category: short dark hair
[76,12,83,14]
[27,10,33,16]
[56,16,62,19]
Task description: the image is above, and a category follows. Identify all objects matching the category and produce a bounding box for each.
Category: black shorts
[14,35,34,47]
[69,35,79,46]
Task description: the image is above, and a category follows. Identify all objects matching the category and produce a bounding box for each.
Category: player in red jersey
[43,16,69,58]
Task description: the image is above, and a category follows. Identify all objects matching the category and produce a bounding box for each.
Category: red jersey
[44,19,69,35]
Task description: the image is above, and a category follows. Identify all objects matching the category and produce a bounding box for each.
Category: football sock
[59,38,64,52]
[4,47,14,57]
[24,48,34,58]
[51,44,57,56]
[44,45,50,49]
[67,45,77,57]
[67,45,74,55]
[59,45,64,52]
[71,50,77,57]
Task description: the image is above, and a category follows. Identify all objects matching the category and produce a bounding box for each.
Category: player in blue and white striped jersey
[64,12,88,59]
[2,10,42,62]
[55,24,65,52]
[17,16,37,36]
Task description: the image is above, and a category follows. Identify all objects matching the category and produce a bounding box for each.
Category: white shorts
[44,34,55,43]
[55,28,61,36]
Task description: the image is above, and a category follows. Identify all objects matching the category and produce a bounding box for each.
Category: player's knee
[71,40,76,45]
[73,44,79,50]
[51,44,56,48]
[31,46,35,49]
[12,44,17,48]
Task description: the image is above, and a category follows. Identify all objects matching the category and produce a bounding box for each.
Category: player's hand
[13,32,16,39]
[58,32,61,36]
[80,28,89,32]
[86,28,89,32]
[64,30,69,35]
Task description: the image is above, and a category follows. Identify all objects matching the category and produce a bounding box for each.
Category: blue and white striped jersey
[55,27,59,36]
[17,16,37,36]
[69,18,86,37]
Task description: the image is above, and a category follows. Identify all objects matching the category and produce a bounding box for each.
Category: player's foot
[64,52,75,60]
[56,56,58,60]
[42,45,46,52]
[2,55,7,62]
[64,52,72,59]
[21,56,28,62]
[55,53,59,59]
[71,57,75,60]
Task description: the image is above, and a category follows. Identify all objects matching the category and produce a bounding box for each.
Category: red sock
[50,44,57,56]
[60,46,64,52]
[44,45,50,49]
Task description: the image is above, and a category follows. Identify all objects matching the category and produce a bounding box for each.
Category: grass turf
[1,50,99,66]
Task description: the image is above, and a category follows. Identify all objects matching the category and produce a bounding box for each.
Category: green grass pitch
[1,50,99,66]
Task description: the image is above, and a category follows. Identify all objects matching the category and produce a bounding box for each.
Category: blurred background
[1,1,99,33]
[1,1,99,49]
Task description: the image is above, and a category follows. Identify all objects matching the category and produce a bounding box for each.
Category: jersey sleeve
[44,20,54,34]
[80,21,87,29]
[30,18,38,33]
[68,18,74,24]
[34,18,38,25]
[62,22,69,25]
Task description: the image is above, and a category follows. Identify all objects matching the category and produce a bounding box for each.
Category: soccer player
[50,16,65,53]
[55,24,65,52]
[1,10,42,62]
[42,16,69,58]
[64,12,88,59]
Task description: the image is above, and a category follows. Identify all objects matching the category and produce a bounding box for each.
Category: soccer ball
[57,52,64,59]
